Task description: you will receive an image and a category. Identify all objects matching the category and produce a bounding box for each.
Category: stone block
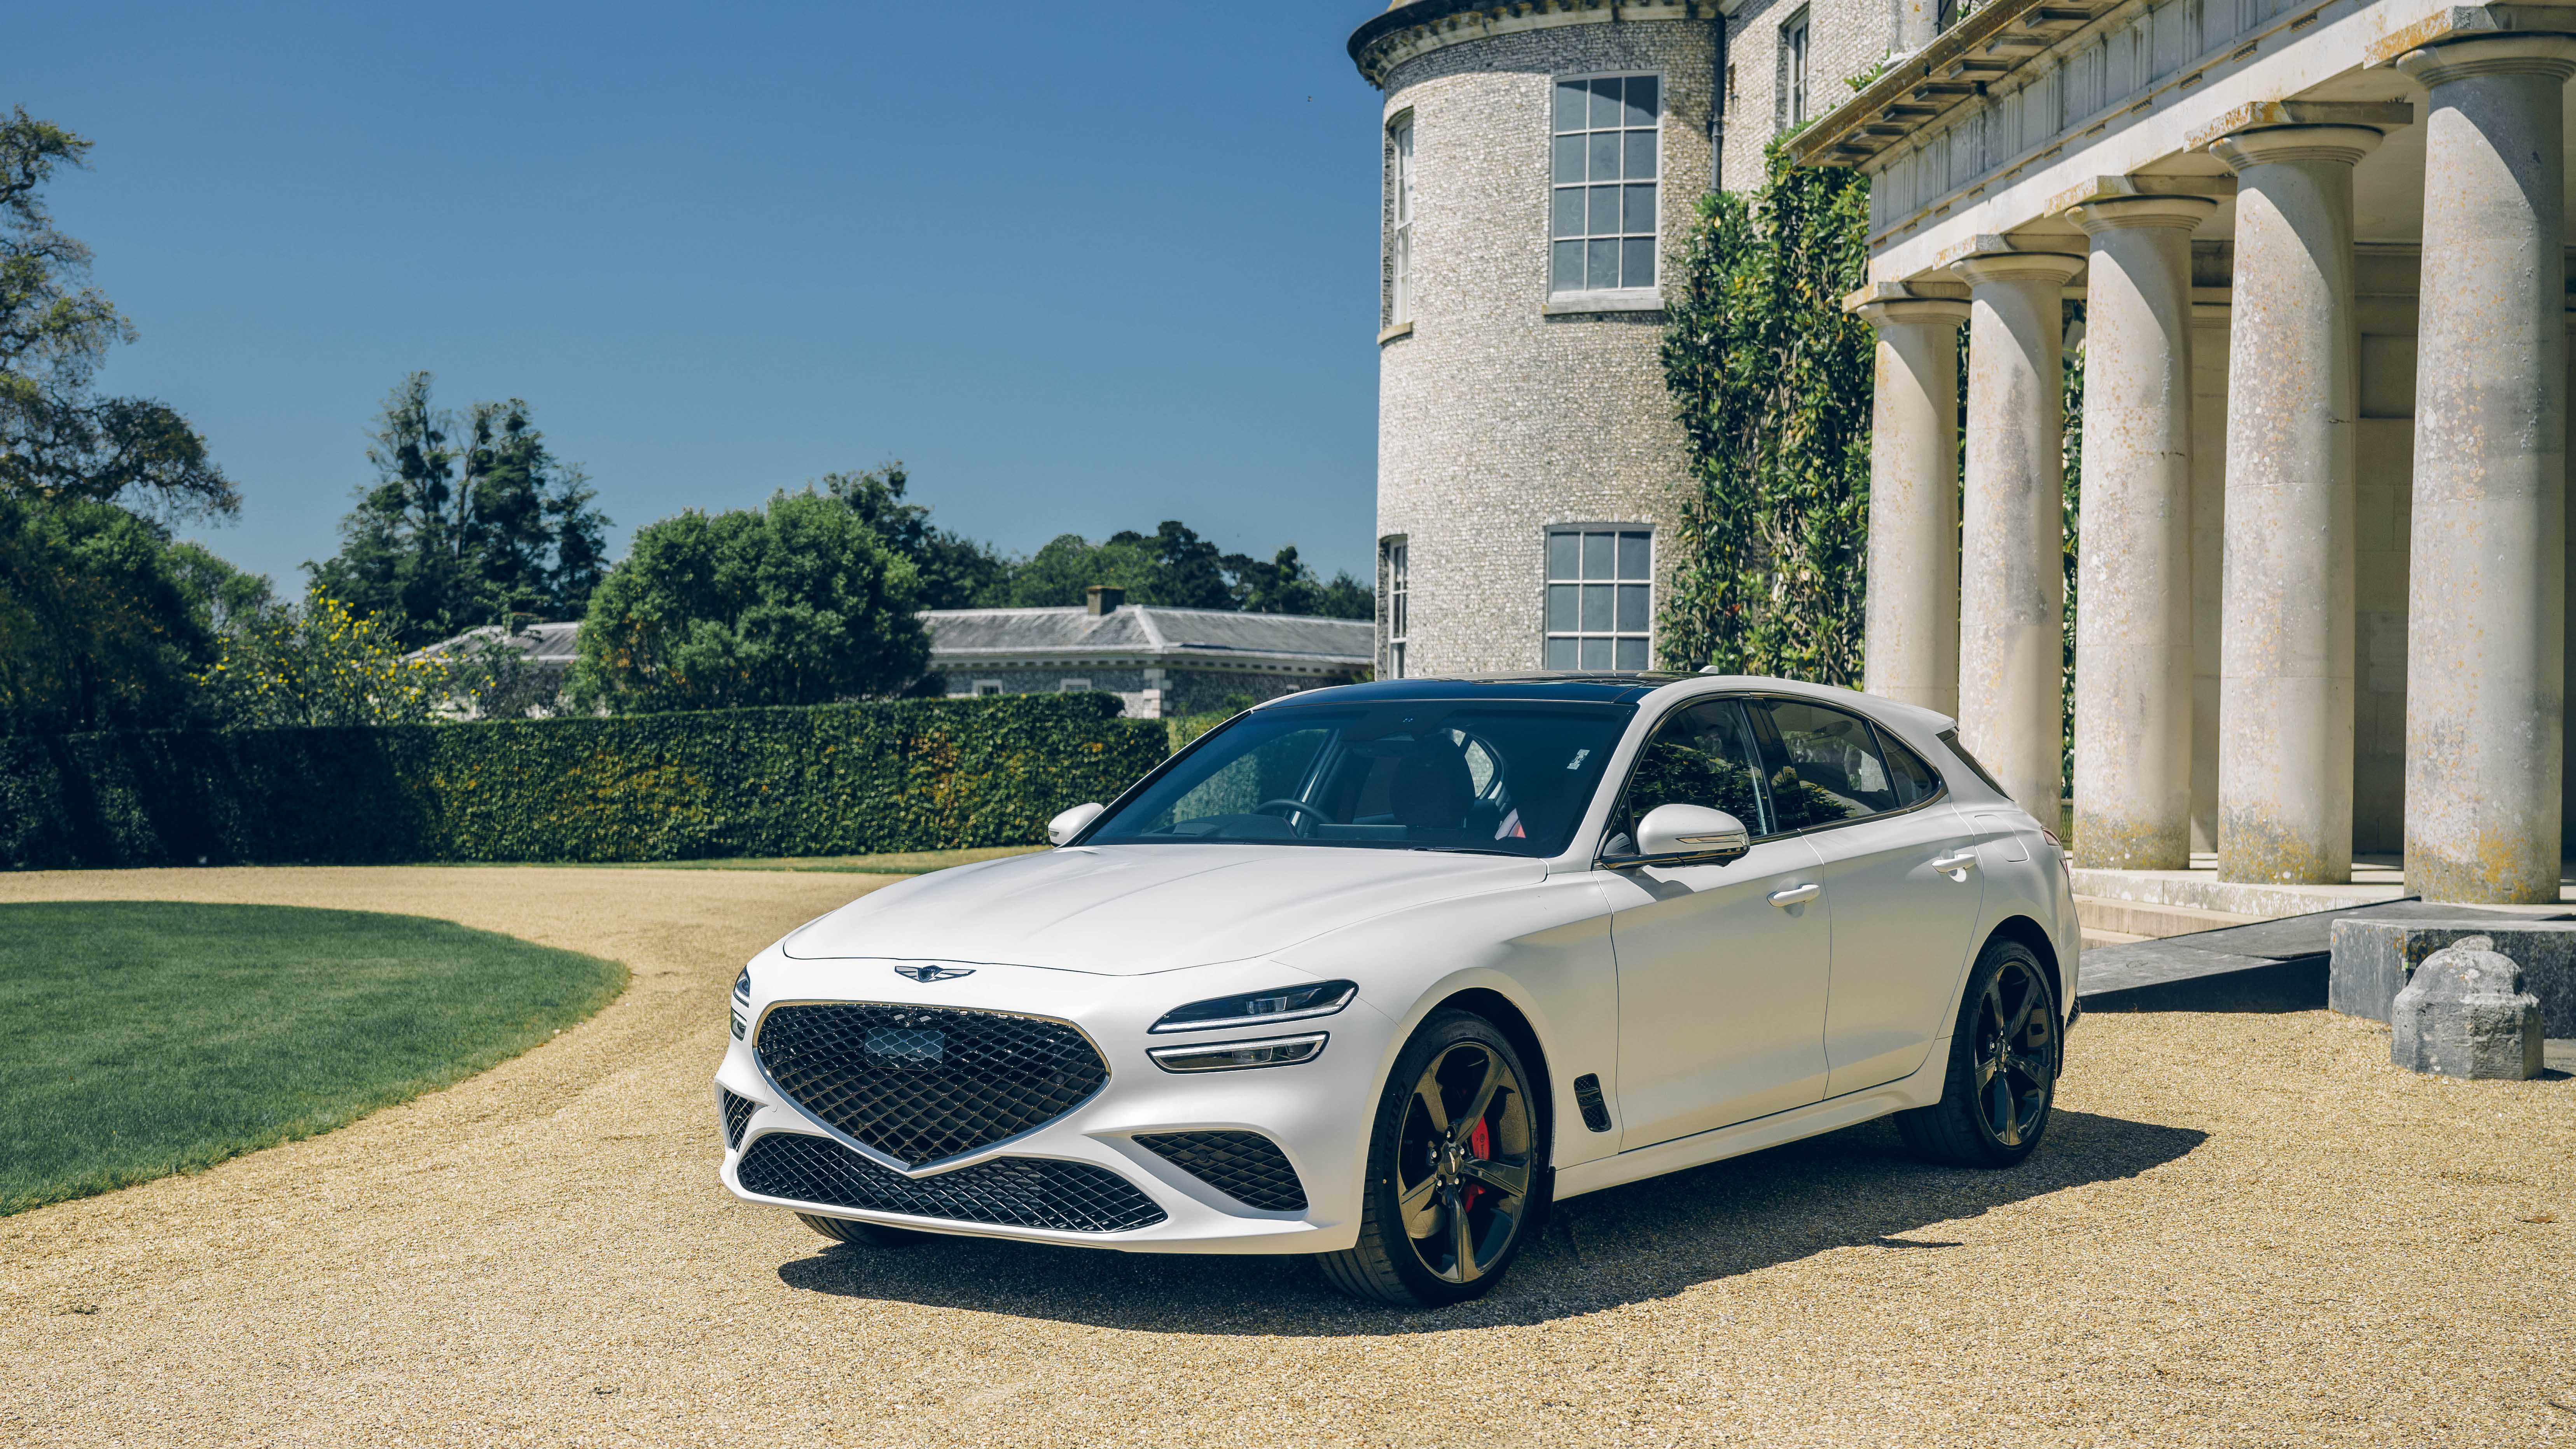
[2329,918,2576,1036]
[2389,937,2545,1080]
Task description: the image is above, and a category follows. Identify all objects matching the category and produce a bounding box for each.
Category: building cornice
[1788,0,2133,170]
[1348,0,1724,89]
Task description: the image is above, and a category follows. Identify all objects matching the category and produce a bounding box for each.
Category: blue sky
[14,1,1387,589]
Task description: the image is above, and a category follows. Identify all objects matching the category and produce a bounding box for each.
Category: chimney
[1086,585,1125,616]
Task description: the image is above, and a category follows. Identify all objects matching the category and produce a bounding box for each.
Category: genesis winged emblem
[891,963,973,983]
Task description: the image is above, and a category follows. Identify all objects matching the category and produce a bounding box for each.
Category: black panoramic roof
[1263,673,1693,708]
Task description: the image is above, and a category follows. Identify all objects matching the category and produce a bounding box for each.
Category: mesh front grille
[1134,1130,1308,1211]
[757,1004,1108,1168]
[736,1132,1166,1233]
[719,1087,756,1148]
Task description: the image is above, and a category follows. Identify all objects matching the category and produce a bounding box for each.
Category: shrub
[0,694,1167,869]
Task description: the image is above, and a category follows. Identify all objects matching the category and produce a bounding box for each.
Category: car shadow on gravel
[774,1107,2206,1334]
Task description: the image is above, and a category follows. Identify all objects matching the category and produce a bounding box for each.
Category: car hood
[781,844,1545,975]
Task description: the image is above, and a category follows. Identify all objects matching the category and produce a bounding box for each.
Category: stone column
[2066,194,2216,868]
[2395,35,2576,903]
[1858,290,1972,717]
[2204,124,2380,884]
[1955,247,2088,820]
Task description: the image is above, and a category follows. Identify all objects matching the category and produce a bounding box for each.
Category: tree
[1231,544,1374,619]
[1658,143,1875,682]
[193,590,442,729]
[0,494,216,733]
[164,541,278,638]
[820,461,1010,608]
[1000,520,1371,616]
[307,374,610,648]
[569,488,927,712]
[1005,531,1157,607]
[0,109,234,524]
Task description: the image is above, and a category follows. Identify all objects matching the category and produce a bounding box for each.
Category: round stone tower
[1349,2,1718,678]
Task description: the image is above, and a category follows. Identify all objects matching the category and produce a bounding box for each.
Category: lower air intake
[719,1087,757,1148]
[1134,1130,1307,1211]
[736,1133,1166,1233]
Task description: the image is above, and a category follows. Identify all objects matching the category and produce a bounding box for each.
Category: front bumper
[713,948,1394,1254]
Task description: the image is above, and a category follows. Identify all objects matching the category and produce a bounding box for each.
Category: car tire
[1896,936,2062,1168]
[1316,1008,1550,1308]
[798,1212,940,1247]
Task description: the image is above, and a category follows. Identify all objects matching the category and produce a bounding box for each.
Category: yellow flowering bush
[195,593,444,729]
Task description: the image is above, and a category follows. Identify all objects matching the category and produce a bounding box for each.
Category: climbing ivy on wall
[1658,142,1875,682]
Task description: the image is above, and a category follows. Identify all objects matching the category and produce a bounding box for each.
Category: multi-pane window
[1383,539,1409,678]
[1550,74,1659,294]
[1545,528,1652,670]
[1389,118,1416,325]
[1784,13,1812,127]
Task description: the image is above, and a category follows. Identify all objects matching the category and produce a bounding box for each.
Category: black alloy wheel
[798,1212,940,1248]
[1896,937,2060,1168]
[1318,1009,1548,1306]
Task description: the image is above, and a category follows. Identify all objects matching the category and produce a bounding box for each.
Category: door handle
[1767,883,1821,908]
[1930,849,1980,876]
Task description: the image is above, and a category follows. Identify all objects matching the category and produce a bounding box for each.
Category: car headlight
[1148,980,1357,1034]
[734,967,752,1002]
[1147,1032,1329,1073]
[731,967,751,1040]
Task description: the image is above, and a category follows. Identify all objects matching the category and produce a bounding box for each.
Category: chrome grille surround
[754,1002,1109,1170]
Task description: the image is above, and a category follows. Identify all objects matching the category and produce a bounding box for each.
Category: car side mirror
[1048,802,1105,846]
[1608,803,1751,869]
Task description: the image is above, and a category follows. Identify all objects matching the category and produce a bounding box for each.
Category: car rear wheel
[798,1212,940,1247]
[1316,1009,1548,1307]
[1896,937,2060,1168]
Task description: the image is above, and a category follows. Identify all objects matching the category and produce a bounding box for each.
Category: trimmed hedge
[0,695,1173,870]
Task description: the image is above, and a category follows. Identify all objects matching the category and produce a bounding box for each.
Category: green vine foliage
[1659,143,1875,683]
[2060,306,2084,799]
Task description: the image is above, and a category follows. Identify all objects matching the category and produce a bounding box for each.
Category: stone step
[2075,895,2262,940]
[2081,928,2150,950]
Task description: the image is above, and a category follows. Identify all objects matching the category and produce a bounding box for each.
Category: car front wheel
[1896,936,2061,1168]
[1316,1009,1548,1307]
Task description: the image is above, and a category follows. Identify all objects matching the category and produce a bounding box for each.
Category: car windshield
[1082,699,1635,856]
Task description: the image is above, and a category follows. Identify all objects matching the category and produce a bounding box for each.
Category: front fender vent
[1571,1073,1612,1133]
[1135,1130,1307,1212]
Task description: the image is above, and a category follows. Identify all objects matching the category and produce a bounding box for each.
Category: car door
[1743,697,1986,1098]
[1599,697,1832,1148]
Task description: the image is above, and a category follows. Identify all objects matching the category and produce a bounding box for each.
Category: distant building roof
[406,621,583,666]
[411,608,1372,673]
[924,605,1372,668]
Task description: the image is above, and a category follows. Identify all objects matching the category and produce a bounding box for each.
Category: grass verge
[0,901,626,1216]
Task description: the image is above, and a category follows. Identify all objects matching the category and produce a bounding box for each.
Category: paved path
[1,867,2570,1447]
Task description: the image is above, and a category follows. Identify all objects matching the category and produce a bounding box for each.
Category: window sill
[1542,290,1665,316]
[1377,320,1415,344]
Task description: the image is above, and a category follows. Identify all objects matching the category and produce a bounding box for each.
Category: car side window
[1875,725,1943,806]
[1743,697,1906,832]
[1605,699,1769,853]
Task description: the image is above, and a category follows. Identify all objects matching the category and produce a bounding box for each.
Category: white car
[716,673,2079,1306]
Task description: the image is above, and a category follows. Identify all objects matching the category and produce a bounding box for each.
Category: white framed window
[1382,538,1409,678]
[1545,527,1653,671]
[1389,116,1416,325]
[973,679,1003,697]
[1057,677,1092,693]
[1783,12,1812,128]
[1550,73,1660,295]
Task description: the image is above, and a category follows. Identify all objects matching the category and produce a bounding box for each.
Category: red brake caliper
[1461,1115,1492,1211]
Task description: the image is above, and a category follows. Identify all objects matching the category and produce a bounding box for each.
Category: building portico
[1797,0,2576,904]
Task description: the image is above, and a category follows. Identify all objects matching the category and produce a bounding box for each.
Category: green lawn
[0,902,626,1216]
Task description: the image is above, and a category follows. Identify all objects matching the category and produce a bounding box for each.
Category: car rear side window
[1743,697,1908,832]
[1875,725,1942,806]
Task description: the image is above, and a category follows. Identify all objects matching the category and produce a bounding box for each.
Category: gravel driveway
[1,865,2569,1447]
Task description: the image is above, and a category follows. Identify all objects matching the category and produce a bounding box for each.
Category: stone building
[1795,0,2576,903]
[1349,0,1936,681]
[926,588,1373,718]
